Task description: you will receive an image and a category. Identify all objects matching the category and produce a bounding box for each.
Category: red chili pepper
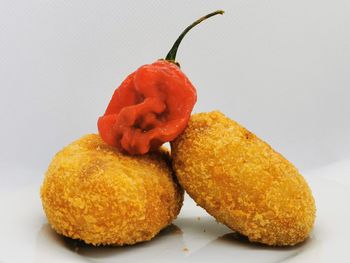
[98,10,224,154]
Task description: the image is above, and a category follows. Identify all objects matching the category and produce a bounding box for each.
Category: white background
[1,0,350,181]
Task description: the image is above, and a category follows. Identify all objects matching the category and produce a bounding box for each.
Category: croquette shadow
[218,232,311,250]
[63,224,180,247]
[175,215,310,250]
[41,223,184,259]
[172,216,308,262]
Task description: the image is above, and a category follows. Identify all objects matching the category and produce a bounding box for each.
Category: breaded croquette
[171,111,316,246]
[41,134,183,246]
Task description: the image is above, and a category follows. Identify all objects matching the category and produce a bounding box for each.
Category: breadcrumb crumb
[174,228,183,235]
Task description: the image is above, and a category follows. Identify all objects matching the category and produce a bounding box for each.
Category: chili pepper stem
[165,10,224,64]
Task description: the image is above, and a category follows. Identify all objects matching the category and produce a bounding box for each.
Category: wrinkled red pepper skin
[98,60,197,155]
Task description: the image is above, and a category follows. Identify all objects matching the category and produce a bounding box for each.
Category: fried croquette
[41,134,183,246]
[171,111,316,246]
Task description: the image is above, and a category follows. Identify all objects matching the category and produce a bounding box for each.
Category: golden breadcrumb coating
[41,134,183,246]
[171,111,316,246]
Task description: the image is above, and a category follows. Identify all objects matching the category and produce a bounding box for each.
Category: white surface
[1,1,350,262]
[1,160,350,263]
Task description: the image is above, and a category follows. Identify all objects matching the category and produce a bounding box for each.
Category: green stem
[165,10,224,63]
